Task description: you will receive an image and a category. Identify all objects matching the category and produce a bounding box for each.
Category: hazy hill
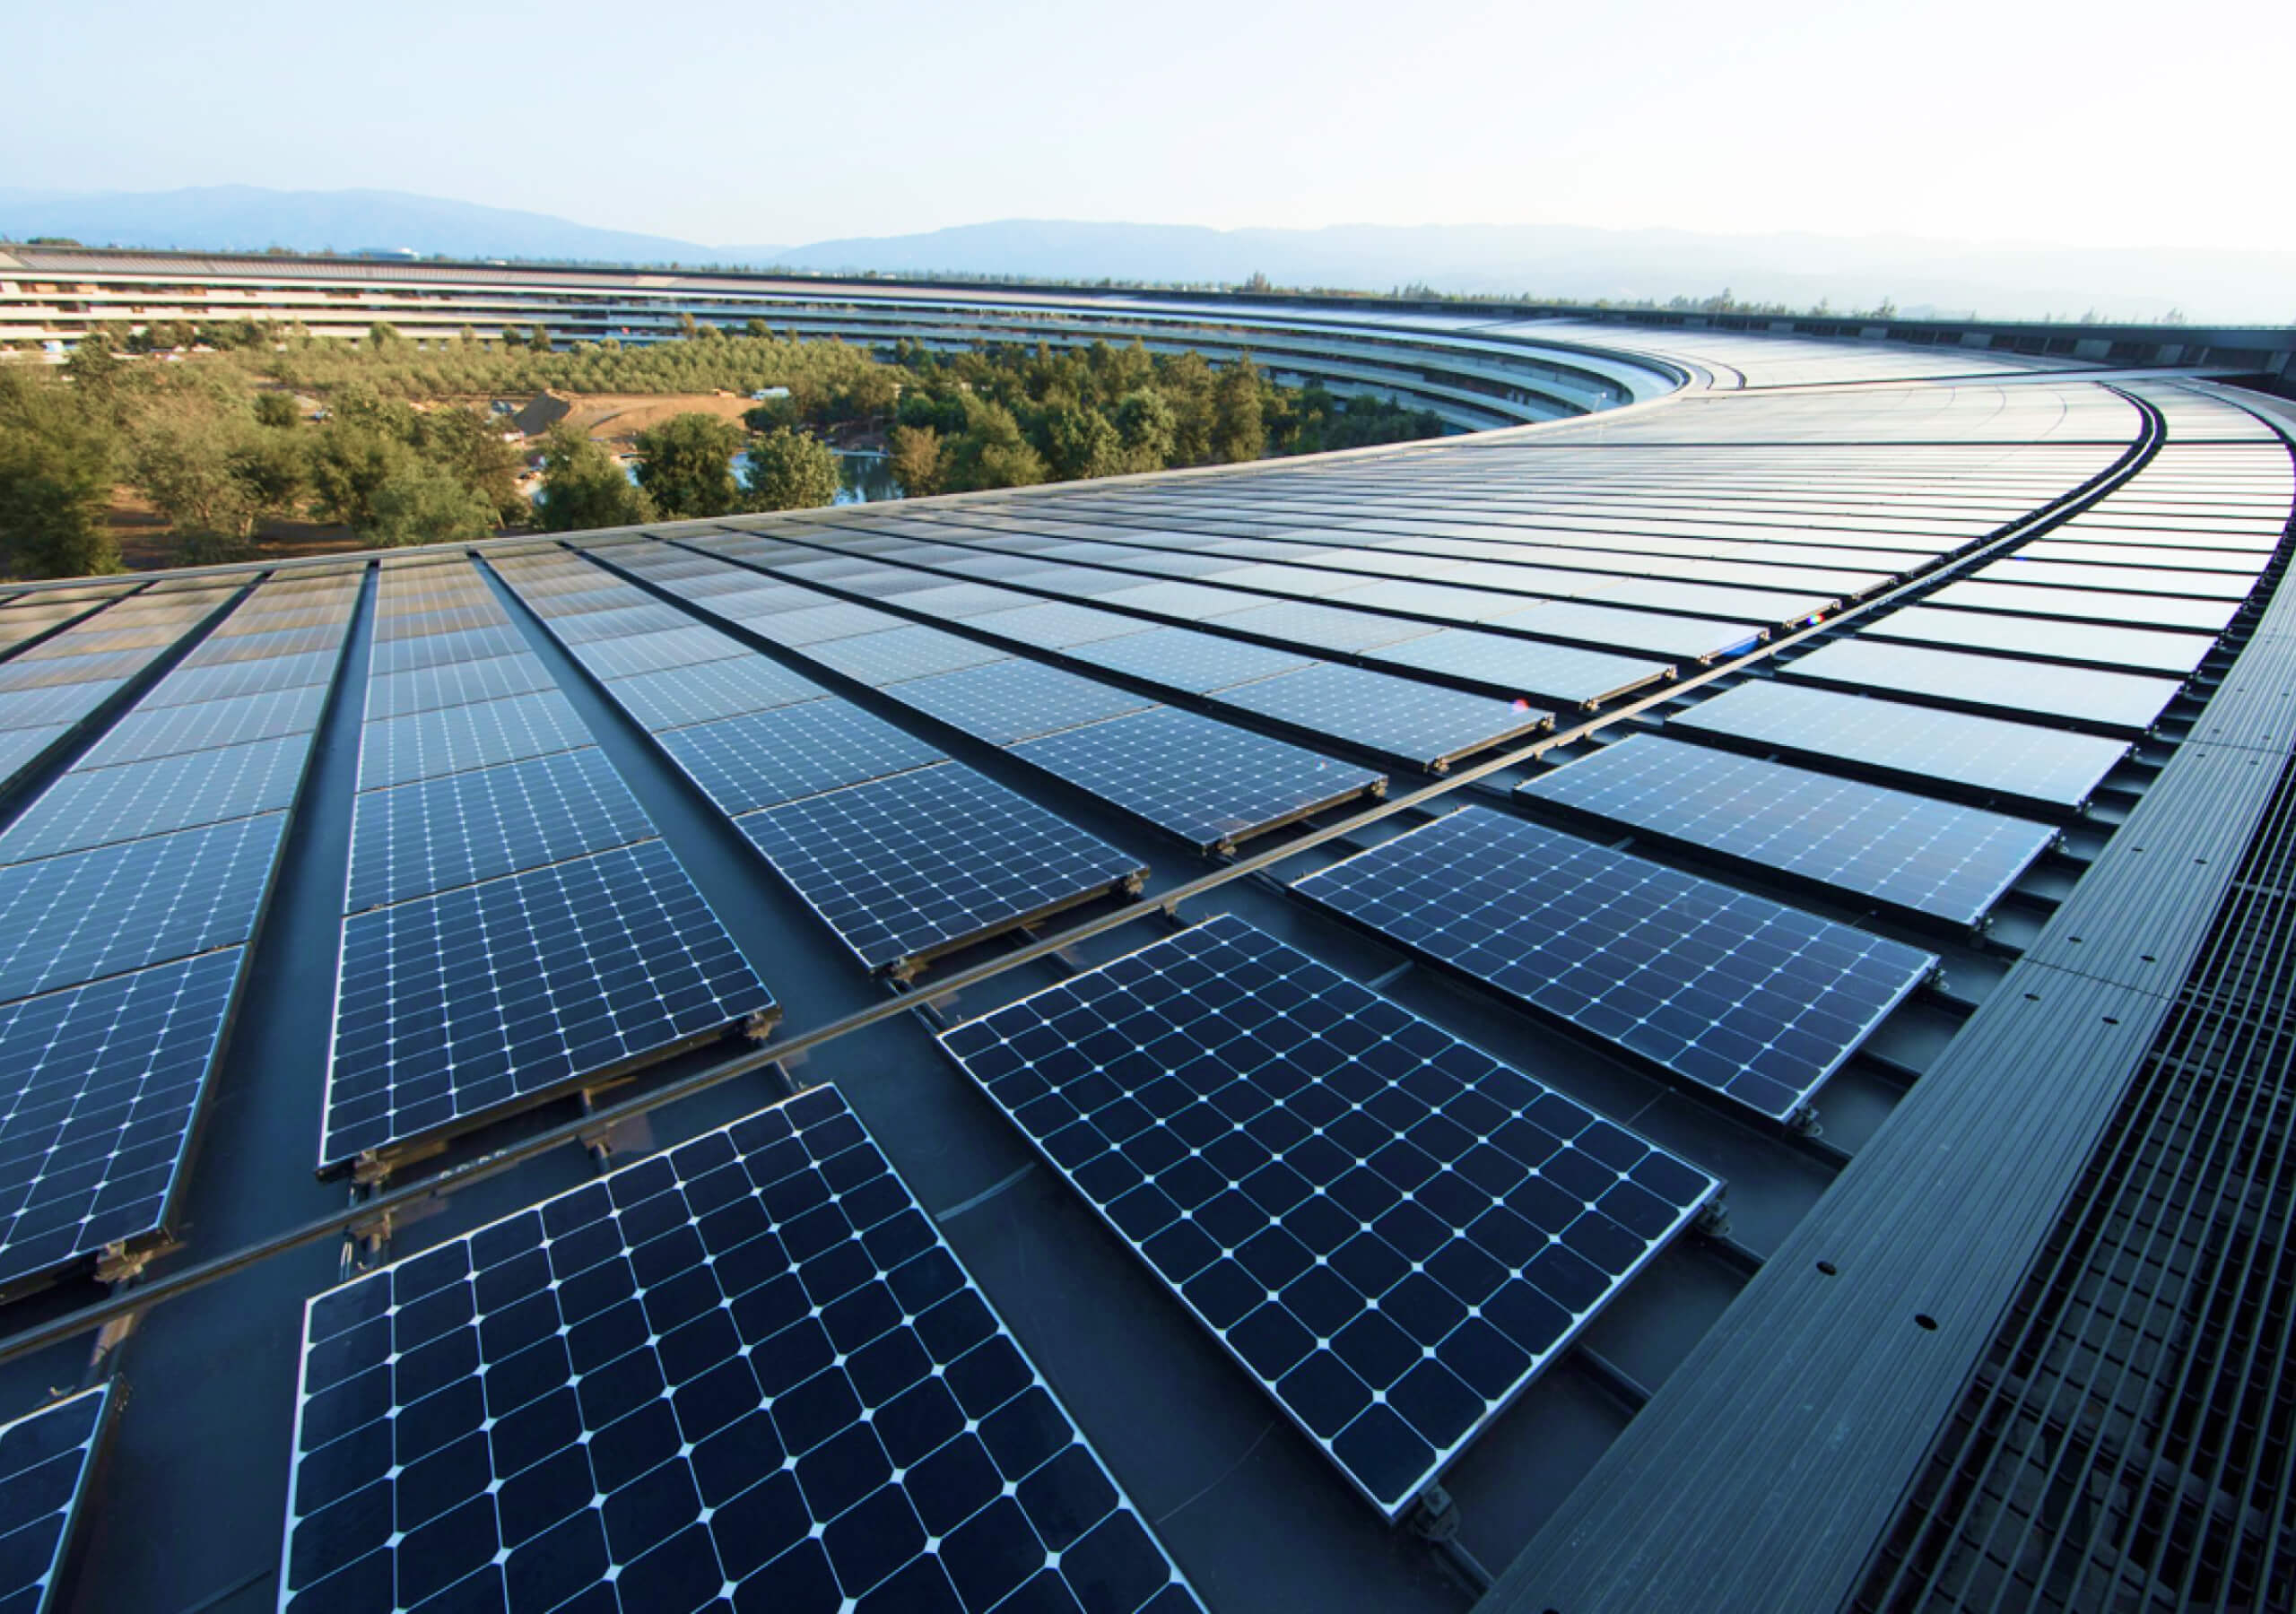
[4,187,2290,324]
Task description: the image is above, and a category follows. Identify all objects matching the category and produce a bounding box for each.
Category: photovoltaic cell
[1293,809,1935,1122]
[75,684,329,768]
[656,700,943,815]
[1366,629,1671,707]
[1780,638,2184,733]
[0,685,126,734]
[1209,601,1440,653]
[0,814,284,1002]
[890,658,1158,746]
[0,949,240,1292]
[1012,706,1384,852]
[324,840,772,1169]
[803,626,1011,688]
[965,601,1157,649]
[1070,629,1312,693]
[605,655,828,733]
[363,654,558,722]
[140,650,341,707]
[1859,604,2211,676]
[939,915,1718,1518]
[359,692,590,793]
[1925,579,2236,635]
[0,734,309,864]
[280,1087,1201,1614]
[1211,663,1551,770]
[0,1382,113,1614]
[1667,681,2128,812]
[346,748,658,912]
[1518,735,2056,926]
[369,627,531,679]
[0,726,70,792]
[570,627,746,682]
[738,764,1144,972]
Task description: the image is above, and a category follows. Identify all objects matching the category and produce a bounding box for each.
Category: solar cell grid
[0,1382,112,1614]
[14,625,180,658]
[1519,735,2056,926]
[0,726,70,791]
[1070,629,1311,693]
[0,651,157,692]
[0,949,240,1292]
[141,650,342,707]
[804,626,1012,688]
[76,685,329,768]
[657,699,944,815]
[738,763,1144,972]
[568,627,748,682]
[1781,638,2184,733]
[359,691,590,793]
[1925,579,2237,635]
[347,748,658,912]
[890,657,1159,746]
[178,625,344,666]
[546,603,694,642]
[1202,601,1440,653]
[1366,630,1670,708]
[0,814,284,1003]
[1013,706,1383,852]
[0,734,310,864]
[363,654,557,722]
[939,915,1718,1517]
[1976,558,2255,602]
[283,1086,1202,1614]
[1861,604,2211,676]
[604,655,828,733]
[324,840,772,1168]
[1294,809,1935,1122]
[1213,662,1552,769]
[0,685,126,734]
[743,601,904,646]
[367,626,533,679]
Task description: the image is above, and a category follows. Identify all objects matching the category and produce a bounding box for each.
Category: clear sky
[12,0,2292,254]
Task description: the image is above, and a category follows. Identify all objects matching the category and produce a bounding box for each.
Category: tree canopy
[742,429,842,512]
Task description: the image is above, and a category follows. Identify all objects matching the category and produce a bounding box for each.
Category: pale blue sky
[13,0,2292,252]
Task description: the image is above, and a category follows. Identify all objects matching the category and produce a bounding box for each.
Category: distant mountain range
[4,187,2291,325]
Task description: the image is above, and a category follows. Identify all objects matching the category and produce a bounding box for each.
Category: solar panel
[1780,638,2184,734]
[324,840,772,1169]
[0,650,155,692]
[280,1086,1201,1614]
[178,624,344,664]
[1211,663,1551,770]
[1518,735,2056,927]
[0,814,284,1002]
[1977,557,2255,602]
[1667,681,2129,812]
[964,601,1158,649]
[1365,629,1671,707]
[1070,629,1312,693]
[1011,706,1385,852]
[603,655,828,733]
[1293,809,1935,1123]
[362,654,558,722]
[0,725,70,791]
[75,684,329,768]
[656,699,944,815]
[803,625,1012,687]
[1209,600,1441,652]
[0,1382,113,1613]
[347,748,658,913]
[737,764,1144,973]
[358,691,590,792]
[546,602,693,641]
[891,657,1159,746]
[1924,580,2236,635]
[0,734,309,864]
[0,684,126,734]
[570,627,747,682]
[140,650,341,707]
[1859,604,2211,676]
[0,949,240,1292]
[938,915,1719,1518]
[742,600,902,646]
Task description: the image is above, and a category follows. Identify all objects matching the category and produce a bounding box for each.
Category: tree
[1211,357,1265,463]
[252,391,300,429]
[1040,403,1123,481]
[631,412,744,518]
[0,369,121,577]
[408,406,526,523]
[535,427,653,532]
[307,418,415,531]
[743,429,841,511]
[129,395,266,542]
[942,399,1047,491]
[364,460,498,547]
[887,425,945,497]
[1112,389,1176,471]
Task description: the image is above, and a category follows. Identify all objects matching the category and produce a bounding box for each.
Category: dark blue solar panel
[0,814,284,1002]
[1070,629,1311,693]
[1365,629,1671,707]
[1780,638,2183,734]
[1211,662,1551,770]
[1293,809,1935,1123]
[359,692,589,792]
[0,1382,113,1613]
[938,915,1718,1518]
[570,627,747,681]
[0,735,309,864]
[76,684,328,768]
[802,625,1011,687]
[0,950,240,1291]
[1012,706,1383,852]
[1518,735,2057,927]
[323,841,773,1169]
[737,765,1144,973]
[604,656,827,733]
[347,748,658,913]
[363,655,557,722]
[891,658,1158,746]
[656,700,943,816]
[281,1087,1201,1614]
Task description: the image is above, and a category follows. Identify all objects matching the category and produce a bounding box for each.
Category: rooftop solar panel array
[0,1381,113,1614]
[489,552,1145,976]
[326,560,770,1173]
[281,1087,1202,1614]
[0,573,358,1291]
[1294,810,1936,1123]
[1518,734,2057,928]
[1779,638,2186,734]
[939,915,1719,1517]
